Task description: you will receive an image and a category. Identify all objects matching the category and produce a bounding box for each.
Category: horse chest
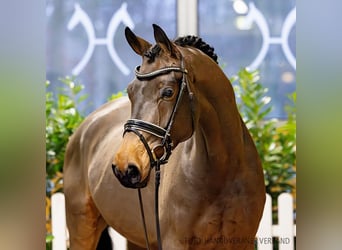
[162,204,236,250]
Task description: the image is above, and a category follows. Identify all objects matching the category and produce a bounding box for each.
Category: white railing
[51,193,296,250]
[256,193,296,250]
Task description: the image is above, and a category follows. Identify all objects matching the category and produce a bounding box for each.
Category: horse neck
[187,58,246,183]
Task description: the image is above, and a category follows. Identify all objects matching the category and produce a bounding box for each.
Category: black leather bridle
[125,59,189,167]
[123,56,192,250]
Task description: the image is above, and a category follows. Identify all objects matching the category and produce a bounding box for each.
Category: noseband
[122,56,192,250]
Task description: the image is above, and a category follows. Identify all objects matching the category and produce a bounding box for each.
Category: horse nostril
[112,164,122,178]
[126,164,141,184]
[112,163,142,187]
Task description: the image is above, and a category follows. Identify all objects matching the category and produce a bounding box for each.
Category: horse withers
[63,24,265,250]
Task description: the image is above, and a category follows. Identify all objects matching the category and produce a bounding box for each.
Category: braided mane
[143,36,218,64]
[174,36,218,64]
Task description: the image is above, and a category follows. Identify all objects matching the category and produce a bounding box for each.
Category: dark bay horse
[64,24,265,250]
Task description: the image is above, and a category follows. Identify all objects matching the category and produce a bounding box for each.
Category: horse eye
[161,88,174,99]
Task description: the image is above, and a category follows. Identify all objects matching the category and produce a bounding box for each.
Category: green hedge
[232,69,296,199]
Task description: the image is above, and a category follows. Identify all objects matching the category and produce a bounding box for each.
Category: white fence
[51,193,296,250]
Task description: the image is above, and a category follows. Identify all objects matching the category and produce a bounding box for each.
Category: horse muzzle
[112,163,151,189]
[112,133,152,189]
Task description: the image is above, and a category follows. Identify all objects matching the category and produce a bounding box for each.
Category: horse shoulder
[64,97,130,188]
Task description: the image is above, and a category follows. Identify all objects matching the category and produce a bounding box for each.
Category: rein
[123,56,191,250]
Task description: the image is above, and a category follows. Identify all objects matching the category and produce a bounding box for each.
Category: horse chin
[120,179,149,189]
[116,168,151,189]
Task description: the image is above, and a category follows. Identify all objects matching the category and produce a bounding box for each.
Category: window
[46,0,295,119]
[199,0,296,119]
[46,0,176,113]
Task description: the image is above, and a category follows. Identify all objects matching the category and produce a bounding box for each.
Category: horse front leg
[65,194,107,250]
[127,240,151,250]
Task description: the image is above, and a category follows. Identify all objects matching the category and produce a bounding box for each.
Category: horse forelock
[143,44,161,63]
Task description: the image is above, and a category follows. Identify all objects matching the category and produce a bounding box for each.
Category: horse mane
[174,36,218,64]
[143,36,218,64]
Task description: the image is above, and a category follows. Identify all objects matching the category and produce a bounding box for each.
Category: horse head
[112,24,194,188]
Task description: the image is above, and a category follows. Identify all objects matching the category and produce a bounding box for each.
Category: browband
[135,65,188,79]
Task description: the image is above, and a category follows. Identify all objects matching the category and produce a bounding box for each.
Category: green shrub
[46,77,87,189]
[107,90,126,101]
[45,76,88,248]
[232,68,296,207]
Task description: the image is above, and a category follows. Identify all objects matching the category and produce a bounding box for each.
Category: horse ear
[152,24,177,57]
[125,27,151,56]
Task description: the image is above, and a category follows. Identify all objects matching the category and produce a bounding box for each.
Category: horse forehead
[130,86,159,119]
[130,79,159,104]
[140,53,180,71]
